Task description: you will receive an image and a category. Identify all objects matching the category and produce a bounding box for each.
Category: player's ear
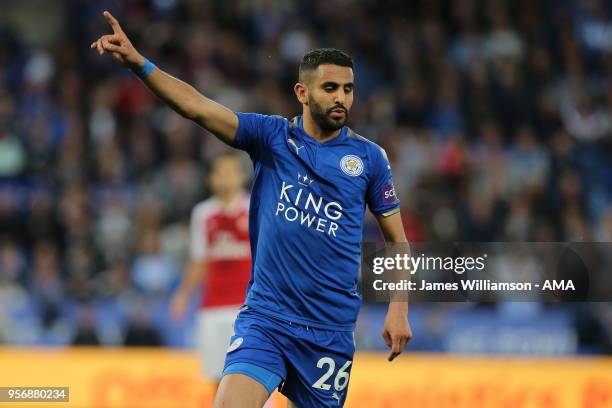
[294,82,308,105]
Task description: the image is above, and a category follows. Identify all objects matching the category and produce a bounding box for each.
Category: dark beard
[309,96,348,132]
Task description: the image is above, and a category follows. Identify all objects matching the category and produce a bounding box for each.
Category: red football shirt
[189,193,251,308]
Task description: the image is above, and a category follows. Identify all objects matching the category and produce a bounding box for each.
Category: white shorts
[196,305,240,380]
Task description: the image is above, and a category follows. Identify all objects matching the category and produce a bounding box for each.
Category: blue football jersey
[232,114,400,331]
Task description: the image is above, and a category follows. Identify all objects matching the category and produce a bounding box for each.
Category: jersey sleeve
[189,205,208,262]
[231,113,283,158]
[366,146,400,216]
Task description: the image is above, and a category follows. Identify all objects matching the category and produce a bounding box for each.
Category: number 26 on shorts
[311,357,352,392]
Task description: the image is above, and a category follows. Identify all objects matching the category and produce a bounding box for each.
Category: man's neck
[302,112,342,142]
[217,190,240,206]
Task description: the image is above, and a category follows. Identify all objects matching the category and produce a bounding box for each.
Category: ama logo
[275,174,343,237]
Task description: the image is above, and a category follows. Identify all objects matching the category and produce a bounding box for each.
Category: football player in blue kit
[93,11,412,407]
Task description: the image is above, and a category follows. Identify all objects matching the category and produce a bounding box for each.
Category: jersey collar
[291,116,348,145]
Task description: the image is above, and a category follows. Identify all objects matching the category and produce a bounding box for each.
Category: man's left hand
[381,303,412,361]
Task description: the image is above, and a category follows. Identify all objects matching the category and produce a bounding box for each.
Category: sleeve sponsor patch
[381,179,399,206]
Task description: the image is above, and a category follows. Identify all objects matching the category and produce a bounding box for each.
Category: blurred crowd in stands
[0,0,611,352]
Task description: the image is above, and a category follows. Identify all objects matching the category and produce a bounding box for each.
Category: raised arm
[91,11,238,145]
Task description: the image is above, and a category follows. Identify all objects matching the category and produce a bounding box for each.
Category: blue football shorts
[222,306,356,407]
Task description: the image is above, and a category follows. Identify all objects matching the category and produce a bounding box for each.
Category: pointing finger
[388,336,401,361]
[103,11,123,34]
[388,346,400,361]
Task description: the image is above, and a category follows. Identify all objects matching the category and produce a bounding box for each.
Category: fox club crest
[340,155,364,177]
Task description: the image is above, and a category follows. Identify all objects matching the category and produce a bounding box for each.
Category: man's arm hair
[91,11,238,145]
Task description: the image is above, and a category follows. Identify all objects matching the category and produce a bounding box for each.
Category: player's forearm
[376,212,411,305]
[142,67,205,120]
[375,211,408,244]
[387,301,408,314]
[140,67,237,143]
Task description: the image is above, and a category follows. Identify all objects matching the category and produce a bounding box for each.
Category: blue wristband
[131,58,155,79]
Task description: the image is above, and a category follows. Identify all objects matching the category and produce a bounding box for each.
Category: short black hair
[299,48,354,82]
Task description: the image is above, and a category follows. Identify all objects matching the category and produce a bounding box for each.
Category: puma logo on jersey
[288,138,304,155]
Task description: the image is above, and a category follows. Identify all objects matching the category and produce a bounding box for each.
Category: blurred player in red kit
[171,152,251,386]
